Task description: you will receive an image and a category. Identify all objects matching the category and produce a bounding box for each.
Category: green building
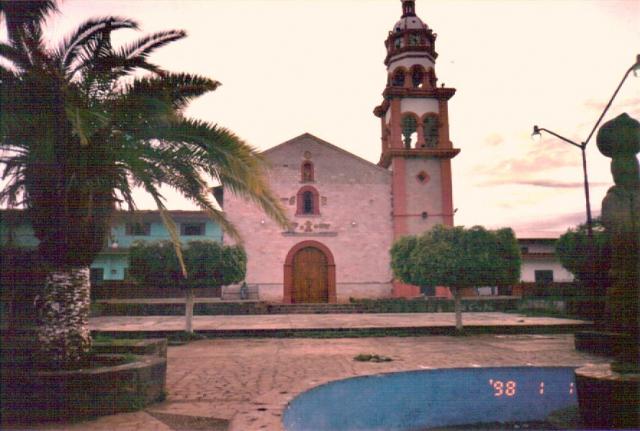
[1,210,223,282]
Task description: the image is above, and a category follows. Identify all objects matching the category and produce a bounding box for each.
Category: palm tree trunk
[185,287,194,333]
[35,267,92,367]
[453,287,463,332]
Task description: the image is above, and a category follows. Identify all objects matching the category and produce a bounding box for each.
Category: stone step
[221,284,259,301]
[266,304,364,314]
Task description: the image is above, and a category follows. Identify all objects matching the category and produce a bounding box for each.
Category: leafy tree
[129,241,246,332]
[391,225,521,331]
[0,1,287,367]
[555,218,611,296]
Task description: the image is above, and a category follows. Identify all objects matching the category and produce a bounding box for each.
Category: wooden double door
[292,246,328,303]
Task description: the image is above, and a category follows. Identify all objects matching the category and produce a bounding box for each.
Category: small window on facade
[181,223,205,236]
[125,222,151,236]
[402,115,417,148]
[409,33,420,46]
[520,246,529,254]
[534,270,554,286]
[296,186,320,216]
[392,69,405,87]
[416,171,429,184]
[301,161,314,182]
[423,116,438,148]
[394,37,402,49]
[303,191,314,214]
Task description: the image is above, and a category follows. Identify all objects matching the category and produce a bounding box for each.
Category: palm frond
[0,42,31,70]
[57,17,138,70]
[122,73,220,113]
[141,183,187,278]
[117,30,186,61]
[129,118,290,231]
[2,4,289,271]
[0,0,58,46]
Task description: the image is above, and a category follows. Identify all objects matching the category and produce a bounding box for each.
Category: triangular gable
[262,132,390,175]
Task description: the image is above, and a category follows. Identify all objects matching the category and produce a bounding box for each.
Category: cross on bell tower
[375,0,460,239]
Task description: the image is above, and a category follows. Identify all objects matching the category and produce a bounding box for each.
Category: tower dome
[392,0,428,32]
[384,0,437,66]
[392,15,428,32]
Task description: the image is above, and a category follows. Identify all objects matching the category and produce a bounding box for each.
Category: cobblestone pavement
[29,333,608,431]
[89,312,589,332]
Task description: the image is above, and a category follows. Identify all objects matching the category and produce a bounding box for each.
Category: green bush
[556,218,611,296]
[128,240,246,289]
[391,225,521,291]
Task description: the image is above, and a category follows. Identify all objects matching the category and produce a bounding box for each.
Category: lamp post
[532,54,640,237]
[532,125,593,236]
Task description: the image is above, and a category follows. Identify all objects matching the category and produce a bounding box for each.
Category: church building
[223,0,460,303]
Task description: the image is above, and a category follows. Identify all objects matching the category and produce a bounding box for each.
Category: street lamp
[532,54,640,237]
[531,125,593,236]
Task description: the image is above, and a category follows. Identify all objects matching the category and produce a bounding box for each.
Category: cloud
[478,179,611,188]
[473,143,580,177]
[484,133,504,147]
[583,96,640,117]
[491,210,602,237]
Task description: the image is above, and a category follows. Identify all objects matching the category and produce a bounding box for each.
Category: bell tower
[375,0,460,296]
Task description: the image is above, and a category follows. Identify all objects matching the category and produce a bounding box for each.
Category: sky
[19,0,640,236]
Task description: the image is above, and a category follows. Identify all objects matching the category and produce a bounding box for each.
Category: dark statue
[596,112,640,368]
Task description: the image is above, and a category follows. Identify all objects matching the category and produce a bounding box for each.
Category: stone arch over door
[284,241,336,304]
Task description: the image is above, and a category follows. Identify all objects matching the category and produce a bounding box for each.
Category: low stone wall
[2,354,166,423]
[336,283,393,302]
[92,297,521,316]
[352,297,519,313]
[518,296,606,320]
[91,281,220,300]
[92,338,168,358]
[519,298,567,313]
[575,364,640,429]
[91,301,271,316]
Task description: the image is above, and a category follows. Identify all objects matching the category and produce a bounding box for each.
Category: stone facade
[223,134,394,302]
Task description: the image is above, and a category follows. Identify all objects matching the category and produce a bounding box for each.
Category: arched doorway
[283,241,336,304]
[293,247,327,303]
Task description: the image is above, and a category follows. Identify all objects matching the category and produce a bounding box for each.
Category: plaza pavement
[15,313,607,431]
[89,312,590,335]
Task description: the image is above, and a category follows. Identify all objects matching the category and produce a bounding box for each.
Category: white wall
[521,258,574,283]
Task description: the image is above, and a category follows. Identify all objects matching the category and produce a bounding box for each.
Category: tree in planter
[556,218,611,297]
[0,1,287,367]
[129,241,246,333]
[391,225,521,331]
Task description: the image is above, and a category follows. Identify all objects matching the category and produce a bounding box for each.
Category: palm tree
[0,1,288,367]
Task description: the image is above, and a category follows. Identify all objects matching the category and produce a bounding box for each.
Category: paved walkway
[89,312,590,334]
[29,333,608,431]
